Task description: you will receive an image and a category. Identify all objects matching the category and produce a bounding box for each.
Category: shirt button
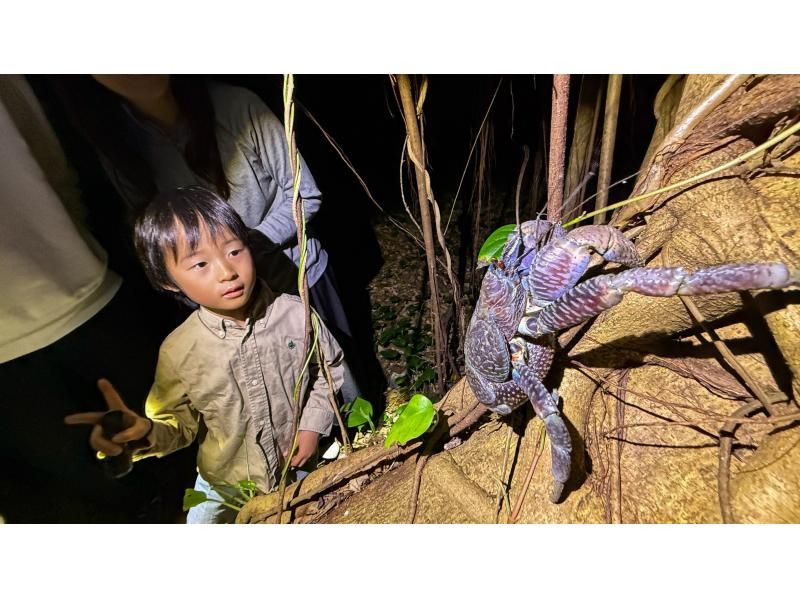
[250,379,259,387]
[217,331,225,338]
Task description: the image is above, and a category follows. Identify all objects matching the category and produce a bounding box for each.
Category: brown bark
[547,74,570,221]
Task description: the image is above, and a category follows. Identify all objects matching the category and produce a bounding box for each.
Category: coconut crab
[464,219,798,503]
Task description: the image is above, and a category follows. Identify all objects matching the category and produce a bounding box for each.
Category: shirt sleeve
[298,312,343,436]
[132,346,199,460]
[244,98,323,248]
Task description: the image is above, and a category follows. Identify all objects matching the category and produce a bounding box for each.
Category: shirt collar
[196,280,275,340]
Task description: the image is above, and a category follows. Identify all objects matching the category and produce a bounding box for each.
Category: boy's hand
[64,378,152,457]
[289,430,320,468]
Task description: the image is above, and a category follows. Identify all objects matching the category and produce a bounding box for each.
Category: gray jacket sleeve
[243,97,323,247]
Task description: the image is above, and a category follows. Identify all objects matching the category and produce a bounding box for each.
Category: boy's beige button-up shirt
[136,286,342,493]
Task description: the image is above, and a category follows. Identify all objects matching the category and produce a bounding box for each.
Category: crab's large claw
[512,364,572,503]
[530,224,643,305]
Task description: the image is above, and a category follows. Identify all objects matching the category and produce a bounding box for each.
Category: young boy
[66,186,343,523]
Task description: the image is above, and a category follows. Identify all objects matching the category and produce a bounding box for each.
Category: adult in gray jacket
[51,75,365,406]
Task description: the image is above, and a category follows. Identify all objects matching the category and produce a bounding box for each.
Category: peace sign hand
[64,378,152,457]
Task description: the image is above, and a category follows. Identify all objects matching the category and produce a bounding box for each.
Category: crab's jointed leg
[512,363,572,503]
[530,225,644,305]
[522,262,799,337]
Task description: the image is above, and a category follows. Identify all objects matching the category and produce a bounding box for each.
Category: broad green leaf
[392,336,408,348]
[183,488,209,511]
[417,367,435,383]
[380,349,401,360]
[379,326,400,345]
[345,397,374,429]
[379,307,397,320]
[384,394,435,448]
[477,223,516,265]
[407,355,423,370]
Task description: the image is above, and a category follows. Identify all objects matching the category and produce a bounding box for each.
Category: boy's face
[164,220,256,323]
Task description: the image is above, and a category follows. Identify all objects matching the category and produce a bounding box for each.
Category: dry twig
[509,423,545,523]
[494,423,517,523]
[677,294,777,416]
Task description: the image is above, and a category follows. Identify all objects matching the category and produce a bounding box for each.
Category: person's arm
[288,315,343,467]
[64,346,199,460]
[245,99,323,248]
[135,346,200,458]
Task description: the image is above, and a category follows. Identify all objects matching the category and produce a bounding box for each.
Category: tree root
[718,401,765,523]
[239,400,486,523]
[408,401,488,523]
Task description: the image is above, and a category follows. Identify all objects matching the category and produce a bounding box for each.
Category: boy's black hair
[134,186,250,301]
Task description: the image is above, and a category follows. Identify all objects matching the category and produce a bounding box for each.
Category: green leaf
[392,336,408,348]
[380,349,401,360]
[417,367,435,384]
[237,479,257,493]
[379,326,400,345]
[407,355,423,370]
[183,488,209,511]
[384,394,435,448]
[477,223,517,265]
[345,397,374,429]
[378,306,397,321]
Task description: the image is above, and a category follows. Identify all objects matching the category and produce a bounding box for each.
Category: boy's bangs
[161,194,248,261]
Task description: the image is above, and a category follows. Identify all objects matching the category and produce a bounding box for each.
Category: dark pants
[0,282,195,523]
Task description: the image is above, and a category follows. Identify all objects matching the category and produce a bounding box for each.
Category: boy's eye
[192,261,207,270]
